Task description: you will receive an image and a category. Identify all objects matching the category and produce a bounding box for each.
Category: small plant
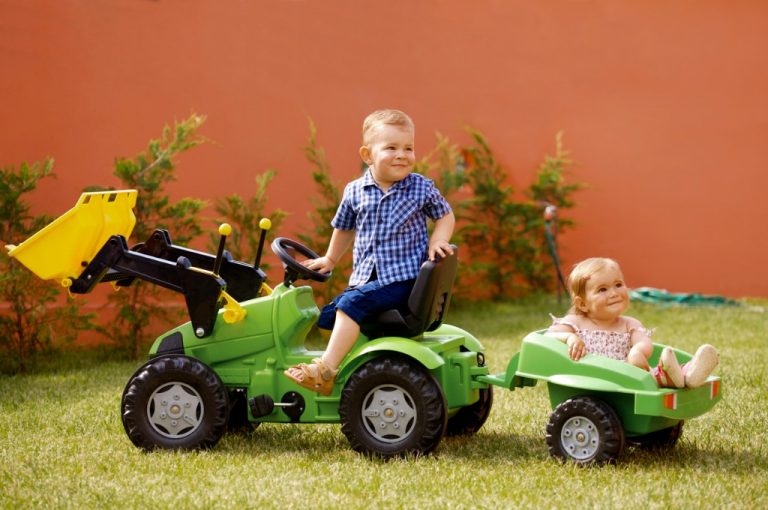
[415,132,468,202]
[209,169,287,271]
[90,114,208,359]
[0,159,96,373]
[297,119,350,307]
[456,128,527,299]
[430,129,582,300]
[522,131,583,289]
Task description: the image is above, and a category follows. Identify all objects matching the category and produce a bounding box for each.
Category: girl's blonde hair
[566,257,622,315]
[362,109,414,145]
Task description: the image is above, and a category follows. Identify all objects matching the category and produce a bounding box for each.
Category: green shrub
[0,159,96,373]
[297,119,351,307]
[208,169,287,272]
[89,114,208,358]
[414,132,468,200]
[523,131,582,289]
[422,129,583,300]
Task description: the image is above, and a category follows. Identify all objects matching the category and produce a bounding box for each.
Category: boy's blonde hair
[362,109,415,145]
[567,257,622,315]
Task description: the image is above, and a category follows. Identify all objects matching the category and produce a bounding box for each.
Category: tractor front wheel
[339,357,447,458]
[121,355,229,450]
[546,396,625,465]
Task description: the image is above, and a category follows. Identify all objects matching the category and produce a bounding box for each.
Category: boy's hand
[428,240,454,261]
[301,256,335,274]
[429,212,455,261]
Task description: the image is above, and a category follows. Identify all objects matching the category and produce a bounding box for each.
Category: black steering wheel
[271,237,332,286]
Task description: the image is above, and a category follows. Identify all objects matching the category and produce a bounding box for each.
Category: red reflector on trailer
[664,392,678,410]
[710,379,720,399]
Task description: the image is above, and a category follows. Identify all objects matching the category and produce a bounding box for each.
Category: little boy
[284,109,455,395]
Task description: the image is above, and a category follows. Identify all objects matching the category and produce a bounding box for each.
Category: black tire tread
[628,421,683,450]
[446,386,493,437]
[339,357,446,458]
[545,396,625,465]
[121,355,229,450]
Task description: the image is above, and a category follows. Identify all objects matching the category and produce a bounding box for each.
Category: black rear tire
[121,355,229,450]
[339,357,447,458]
[628,421,683,450]
[546,396,625,465]
[446,386,493,436]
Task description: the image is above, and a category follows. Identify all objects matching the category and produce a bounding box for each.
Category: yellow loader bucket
[5,190,137,284]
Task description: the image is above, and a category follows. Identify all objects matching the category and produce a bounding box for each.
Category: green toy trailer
[6,190,722,463]
[479,332,722,464]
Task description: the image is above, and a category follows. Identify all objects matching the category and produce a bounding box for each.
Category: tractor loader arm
[6,190,264,338]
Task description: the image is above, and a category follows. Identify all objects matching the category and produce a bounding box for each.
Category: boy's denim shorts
[317,279,416,330]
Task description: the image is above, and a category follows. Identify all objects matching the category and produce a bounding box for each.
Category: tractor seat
[360,246,458,339]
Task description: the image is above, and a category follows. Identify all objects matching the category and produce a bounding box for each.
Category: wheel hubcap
[561,416,599,460]
[147,382,203,439]
[361,385,416,443]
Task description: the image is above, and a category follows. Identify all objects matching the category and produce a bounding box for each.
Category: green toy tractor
[120,231,491,458]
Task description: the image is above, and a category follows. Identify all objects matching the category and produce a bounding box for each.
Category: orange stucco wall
[2,1,767,298]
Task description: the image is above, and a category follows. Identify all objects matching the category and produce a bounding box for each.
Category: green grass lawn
[1,298,766,509]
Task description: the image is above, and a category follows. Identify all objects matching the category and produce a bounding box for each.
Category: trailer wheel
[629,421,683,450]
[546,396,625,465]
[121,355,229,450]
[446,386,493,436]
[339,357,446,458]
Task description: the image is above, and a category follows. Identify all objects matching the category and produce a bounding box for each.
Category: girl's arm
[625,316,653,370]
[547,318,587,361]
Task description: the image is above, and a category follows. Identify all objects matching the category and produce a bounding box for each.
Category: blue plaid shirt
[332,169,452,287]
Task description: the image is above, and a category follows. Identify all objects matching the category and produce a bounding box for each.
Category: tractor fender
[336,337,445,382]
[429,323,486,353]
